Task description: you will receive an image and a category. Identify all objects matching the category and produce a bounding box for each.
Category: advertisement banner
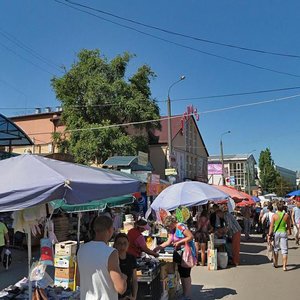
[208,163,222,175]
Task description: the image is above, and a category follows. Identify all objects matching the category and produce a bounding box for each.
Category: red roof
[152,115,183,144]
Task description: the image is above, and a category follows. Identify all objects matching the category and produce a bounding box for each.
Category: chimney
[35,108,41,114]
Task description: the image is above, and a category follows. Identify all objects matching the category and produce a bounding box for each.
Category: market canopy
[0,154,141,212]
[213,185,252,202]
[286,190,300,197]
[51,194,134,213]
[151,181,229,211]
[0,113,33,146]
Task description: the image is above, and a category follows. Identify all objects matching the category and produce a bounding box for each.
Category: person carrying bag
[268,202,291,271]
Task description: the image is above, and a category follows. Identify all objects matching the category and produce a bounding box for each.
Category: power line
[2,85,300,111]
[26,93,300,135]
[64,0,300,59]
[0,40,56,76]
[0,27,63,73]
[53,0,300,79]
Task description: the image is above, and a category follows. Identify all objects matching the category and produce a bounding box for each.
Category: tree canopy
[51,49,160,164]
[258,148,279,193]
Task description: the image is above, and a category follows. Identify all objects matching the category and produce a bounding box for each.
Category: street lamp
[167,75,186,168]
[220,130,231,185]
[246,149,256,194]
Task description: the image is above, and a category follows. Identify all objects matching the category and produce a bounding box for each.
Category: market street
[1,235,299,299]
[190,235,299,300]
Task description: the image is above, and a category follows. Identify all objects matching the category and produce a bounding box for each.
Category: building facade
[9,110,65,155]
[208,154,257,193]
[149,115,209,182]
[275,165,297,189]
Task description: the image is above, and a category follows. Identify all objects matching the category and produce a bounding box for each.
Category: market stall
[0,154,141,299]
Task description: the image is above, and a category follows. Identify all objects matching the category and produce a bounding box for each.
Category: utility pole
[220,131,231,185]
[167,76,185,168]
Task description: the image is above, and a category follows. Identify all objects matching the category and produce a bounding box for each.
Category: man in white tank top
[77,216,127,300]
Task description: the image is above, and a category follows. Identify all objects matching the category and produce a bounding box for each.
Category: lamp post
[167,75,186,168]
[220,131,231,185]
[246,149,256,194]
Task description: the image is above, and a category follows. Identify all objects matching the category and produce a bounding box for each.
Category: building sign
[208,163,222,175]
[181,105,199,133]
[165,168,178,176]
[138,151,148,166]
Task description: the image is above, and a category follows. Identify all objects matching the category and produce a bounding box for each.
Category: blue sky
[1,1,300,170]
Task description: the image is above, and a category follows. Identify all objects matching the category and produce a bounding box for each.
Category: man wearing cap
[127,219,159,258]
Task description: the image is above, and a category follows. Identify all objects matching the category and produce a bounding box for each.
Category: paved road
[1,235,299,299]
[190,234,299,299]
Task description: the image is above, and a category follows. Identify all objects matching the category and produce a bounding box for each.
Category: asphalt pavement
[0,235,299,299]
[190,234,299,299]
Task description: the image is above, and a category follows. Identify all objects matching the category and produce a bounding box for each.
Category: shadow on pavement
[240,253,270,265]
[240,243,266,253]
[287,264,300,271]
[191,284,237,299]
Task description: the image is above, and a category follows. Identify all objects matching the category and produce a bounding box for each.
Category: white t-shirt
[77,241,117,300]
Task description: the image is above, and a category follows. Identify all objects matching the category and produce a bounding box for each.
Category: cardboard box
[54,278,74,289]
[55,267,75,280]
[55,240,81,256]
[54,255,75,268]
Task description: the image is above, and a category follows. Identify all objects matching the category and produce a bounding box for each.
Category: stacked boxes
[160,262,180,299]
[54,240,79,289]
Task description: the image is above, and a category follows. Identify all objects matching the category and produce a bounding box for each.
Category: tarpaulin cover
[51,194,134,213]
[0,154,141,212]
[286,190,300,197]
[213,185,252,201]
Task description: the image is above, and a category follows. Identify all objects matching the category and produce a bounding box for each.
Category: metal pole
[220,131,230,185]
[220,139,225,185]
[247,161,251,194]
[167,94,172,168]
[167,76,185,168]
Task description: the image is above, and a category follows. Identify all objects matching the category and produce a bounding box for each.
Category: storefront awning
[0,113,33,146]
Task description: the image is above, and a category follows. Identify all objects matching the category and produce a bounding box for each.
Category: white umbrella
[151,181,229,211]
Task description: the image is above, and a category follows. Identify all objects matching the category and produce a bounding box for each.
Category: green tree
[275,176,293,197]
[51,49,160,164]
[258,148,279,193]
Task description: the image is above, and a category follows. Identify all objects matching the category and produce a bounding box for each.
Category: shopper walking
[241,205,252,240]
[0,220,9,263]
[77,216,127,300]
[223,212,242,266]
[268,201,291,271]
[292,199,300,245]
[194,210,211,266]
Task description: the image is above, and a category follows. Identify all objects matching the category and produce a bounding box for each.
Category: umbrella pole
[77,213,81,245]
[27,229,32,299]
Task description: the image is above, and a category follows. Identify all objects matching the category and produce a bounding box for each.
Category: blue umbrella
[151,181,229,211]
[0,154,141,212]
[286,190,300,197]
[252,196,261,202]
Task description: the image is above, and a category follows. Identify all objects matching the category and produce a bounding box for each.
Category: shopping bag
[181,243,196,268]
[266,242,273,261]
[40,238,53,266]
[2,248,12,270]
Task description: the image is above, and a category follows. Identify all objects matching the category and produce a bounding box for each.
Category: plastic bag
[2,248,12,270]
[181,243,196,268]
